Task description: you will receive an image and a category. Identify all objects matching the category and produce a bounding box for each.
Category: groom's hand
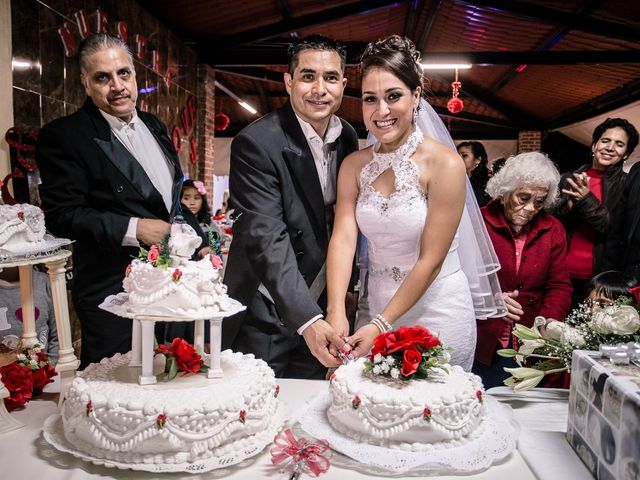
[302,319,343,368]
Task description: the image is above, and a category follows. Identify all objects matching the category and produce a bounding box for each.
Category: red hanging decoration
[447,69,464,114]
[215,113,230,132]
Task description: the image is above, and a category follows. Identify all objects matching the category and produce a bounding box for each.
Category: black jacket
[554,161,626,275]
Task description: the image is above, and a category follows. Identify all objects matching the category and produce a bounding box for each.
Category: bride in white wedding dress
[326,36,505,371]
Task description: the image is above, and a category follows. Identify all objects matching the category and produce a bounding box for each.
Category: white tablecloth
[0,379,590,479]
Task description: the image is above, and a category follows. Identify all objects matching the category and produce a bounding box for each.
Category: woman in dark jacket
[555,118,639,306]
[458,140,491,206]
[474,152,572,388]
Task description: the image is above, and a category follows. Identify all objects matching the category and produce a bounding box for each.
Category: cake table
[0,249,79,404]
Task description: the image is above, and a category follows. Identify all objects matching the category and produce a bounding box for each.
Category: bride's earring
[413,108,418,124]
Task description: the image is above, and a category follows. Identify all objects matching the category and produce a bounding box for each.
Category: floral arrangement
[364,325,450,380]
[137,235,172,269]
[498,297,640,391]
[0,342,57,411]
[154,338,208,380]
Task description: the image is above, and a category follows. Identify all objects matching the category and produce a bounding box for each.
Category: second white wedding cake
[327,326,486,451]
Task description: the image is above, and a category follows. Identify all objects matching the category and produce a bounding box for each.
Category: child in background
[586,270,638,307]
[0,266,58,363]
[181,179,213,230]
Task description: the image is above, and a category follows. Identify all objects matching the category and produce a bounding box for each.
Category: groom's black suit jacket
[223,101,358,346]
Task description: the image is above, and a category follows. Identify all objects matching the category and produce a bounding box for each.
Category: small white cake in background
[60,350,281,465]
[0,203,46,248]
[327,325,486,451]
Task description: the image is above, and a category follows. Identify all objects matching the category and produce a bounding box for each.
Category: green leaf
[168,357,178,380]
[199,364,209,373]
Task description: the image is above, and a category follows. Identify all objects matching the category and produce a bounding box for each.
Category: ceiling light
[420,63,472,70]
[215,80,258,116]
[238,101,257,114]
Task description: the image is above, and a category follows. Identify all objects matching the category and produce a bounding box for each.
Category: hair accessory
[192,180,207,195]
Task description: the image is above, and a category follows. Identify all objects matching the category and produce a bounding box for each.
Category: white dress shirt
[99,109,175,247]
[293,114,343,335]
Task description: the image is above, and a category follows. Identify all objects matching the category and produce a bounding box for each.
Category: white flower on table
[390,368,400,379]
[590,305,640,336]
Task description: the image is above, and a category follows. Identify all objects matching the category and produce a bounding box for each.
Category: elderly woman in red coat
[473,152,572,388]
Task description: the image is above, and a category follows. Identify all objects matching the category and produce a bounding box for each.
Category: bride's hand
[345,323,380,359]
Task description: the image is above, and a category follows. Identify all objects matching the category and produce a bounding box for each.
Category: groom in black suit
[223,35,359,378]
[36,34,199,368]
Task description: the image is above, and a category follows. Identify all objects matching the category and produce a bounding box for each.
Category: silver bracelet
[370,317,387,334]
[374,314,392,331]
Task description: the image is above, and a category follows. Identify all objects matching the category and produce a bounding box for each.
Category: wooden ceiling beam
[456,0,640,42]
[211,46,640,67]
[195,0,405,48]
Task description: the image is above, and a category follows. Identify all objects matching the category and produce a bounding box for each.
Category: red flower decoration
[214,113,230,132]
[17,211,24,221]
[476,390,483,403]
[423,407,432,421]
[329,373,336,383]
[447,96,464,114]
[274,385,280,398]
[172,268,182,283]
[32,362,57,391]
[371,325,440,358]
[125,264,132,277]
[239,409,246,424]
[156,413,167,429]
[147,245,160,263]
[352,396,361,409]
[0,363,34,411]
[629,285,640,305]
[401,348,422,377]
[86,400,93,416]
[155,338,204,374]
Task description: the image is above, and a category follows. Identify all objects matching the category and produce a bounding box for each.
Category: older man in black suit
[36,34,201,368]
[223,35,359,378]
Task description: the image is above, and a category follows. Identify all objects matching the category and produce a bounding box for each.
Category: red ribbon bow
[629,285,640,305]
[270,429,332,477]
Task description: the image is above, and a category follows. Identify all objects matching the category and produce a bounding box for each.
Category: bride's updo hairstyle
[360,35,424,95]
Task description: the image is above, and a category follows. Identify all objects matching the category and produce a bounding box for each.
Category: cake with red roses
[327,326,487,450]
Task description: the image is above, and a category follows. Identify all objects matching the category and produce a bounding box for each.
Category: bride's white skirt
[356,269,476,371]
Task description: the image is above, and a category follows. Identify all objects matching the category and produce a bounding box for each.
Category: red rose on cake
[401,348,422,377]
[372,325,441,357]
[155,338,206,378]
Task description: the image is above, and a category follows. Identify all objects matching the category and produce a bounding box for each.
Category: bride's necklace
[373,126,424,167]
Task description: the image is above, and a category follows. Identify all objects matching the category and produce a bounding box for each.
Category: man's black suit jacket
[223,101,359,345]
[36,97,186,309]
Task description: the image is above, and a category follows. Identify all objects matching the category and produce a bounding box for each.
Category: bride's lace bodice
[356,128,428,273]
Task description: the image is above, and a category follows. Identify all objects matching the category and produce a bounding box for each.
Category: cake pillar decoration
[194,319,205,355]
[138,318,157,385]
[208,318,223,378]
[18,265,37,348]
[130,319,142,367]
[45,253,80,405]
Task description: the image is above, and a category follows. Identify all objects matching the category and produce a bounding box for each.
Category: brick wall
[518,130,542,153]
[196,64,216,211]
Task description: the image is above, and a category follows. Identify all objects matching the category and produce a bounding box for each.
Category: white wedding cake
[60,350,280,465]
[328,356,486,450]
[0,203,46,247]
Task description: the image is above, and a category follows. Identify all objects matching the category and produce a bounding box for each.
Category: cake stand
[0,248,79,406]
[99,292,245,385]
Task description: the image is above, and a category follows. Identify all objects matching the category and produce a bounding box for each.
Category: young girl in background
[586,270,639,307]
[181,179,212,229]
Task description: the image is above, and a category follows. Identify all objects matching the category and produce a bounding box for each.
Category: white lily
[519,339,546,355]
[503,367,545,391]
[513,324,543,340]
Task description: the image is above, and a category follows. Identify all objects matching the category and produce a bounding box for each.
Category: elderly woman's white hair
[485,151,560,209]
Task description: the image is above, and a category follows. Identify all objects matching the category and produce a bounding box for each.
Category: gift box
[567,350,640,480]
